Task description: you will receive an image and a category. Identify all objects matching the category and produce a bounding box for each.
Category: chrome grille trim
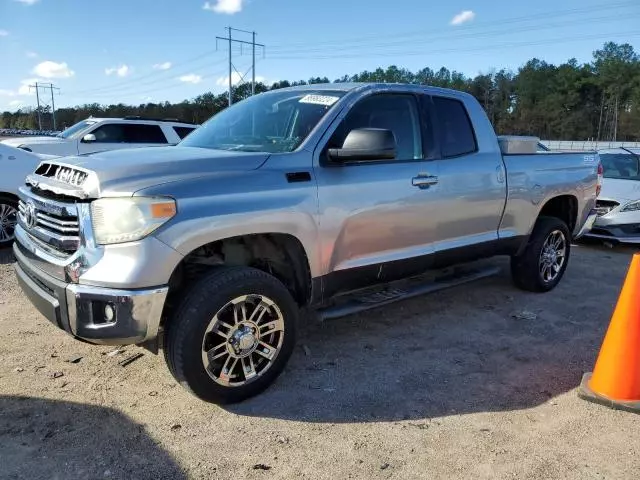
[35,162,89,187]
[18,194,80,255]
[26,161,100,200]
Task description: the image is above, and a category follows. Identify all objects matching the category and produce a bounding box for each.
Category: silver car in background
[587,147,640,244]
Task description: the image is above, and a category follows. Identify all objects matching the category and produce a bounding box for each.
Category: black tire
[510,216,572,292]
[163,266,298,404]
[0,195,18,248]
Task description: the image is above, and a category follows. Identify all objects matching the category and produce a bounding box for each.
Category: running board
[318,264,501,321]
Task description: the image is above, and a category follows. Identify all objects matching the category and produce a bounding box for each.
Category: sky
[0,0,639,112]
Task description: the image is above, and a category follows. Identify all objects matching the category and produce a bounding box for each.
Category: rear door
[314,92,441,294]
[426,95,507,256]
[122,124,170,148]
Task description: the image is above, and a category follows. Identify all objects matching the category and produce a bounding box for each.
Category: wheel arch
[160,232,314,337]
[514,194,578,257]
[0,191,19,202]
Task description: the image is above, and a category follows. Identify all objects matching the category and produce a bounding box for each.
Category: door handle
[412,174,439,188]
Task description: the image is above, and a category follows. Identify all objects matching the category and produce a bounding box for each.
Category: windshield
[180,89,346,153]
[57,120,97,139]
[600,152,640,181]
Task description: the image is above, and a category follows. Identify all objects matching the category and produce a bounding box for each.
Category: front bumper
[584,223,640,244]
[584,209,640,244]
[13,242,168,345]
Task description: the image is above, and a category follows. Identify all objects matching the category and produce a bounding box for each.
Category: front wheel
[510,216,571,292]
[164,266,298,404]
[0,195,18,247]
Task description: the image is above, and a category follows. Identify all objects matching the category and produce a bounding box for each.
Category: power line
[216,27,264,105]
[267,1,639,51]
[61,67,233,103]
[71,49,224,96]
[267,30,640,61]
[268,13,640,56]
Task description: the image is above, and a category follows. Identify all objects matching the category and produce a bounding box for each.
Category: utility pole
[228,27,232,107]
[613,94,619,142]
[252,31,256,96]
[31,82,42,130]
[29,82,59,131]
[216,27,264,106]
[50,83,57,130]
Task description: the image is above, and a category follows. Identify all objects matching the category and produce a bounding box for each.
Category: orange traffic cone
[578,254,640,413]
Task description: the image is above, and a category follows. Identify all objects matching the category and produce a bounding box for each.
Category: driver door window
[89,124,126,143]
[315,93,441,297]
[328,94,423,161]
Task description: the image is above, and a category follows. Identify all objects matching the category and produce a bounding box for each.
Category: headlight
[91,197,176,245]
[620,201,640,213]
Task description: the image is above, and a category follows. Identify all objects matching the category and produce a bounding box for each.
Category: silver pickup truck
[12,83,600,404]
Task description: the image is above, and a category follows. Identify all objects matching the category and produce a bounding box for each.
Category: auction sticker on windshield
[299,94,340,106]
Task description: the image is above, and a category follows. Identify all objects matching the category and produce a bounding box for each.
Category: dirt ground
[1,242,639,480]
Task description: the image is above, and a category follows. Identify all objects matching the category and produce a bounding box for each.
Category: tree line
[2,42,639,141]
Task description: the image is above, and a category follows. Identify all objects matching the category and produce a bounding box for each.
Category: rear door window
[123,124,168,144]
[90,124,126,143]
[432,96,477,158]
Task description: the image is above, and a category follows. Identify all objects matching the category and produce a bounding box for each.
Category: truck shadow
[226,251,629,423]
[0,395,185,480]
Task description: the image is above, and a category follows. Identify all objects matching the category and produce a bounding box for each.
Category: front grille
[18,199,80,255]
[34,163,89,187]
[595,200,619,217]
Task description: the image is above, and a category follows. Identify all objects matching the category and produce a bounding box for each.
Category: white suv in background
[0,116,199,156]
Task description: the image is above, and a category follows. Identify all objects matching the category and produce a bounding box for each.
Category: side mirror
[82,133,96,143]
[328,128,396,162]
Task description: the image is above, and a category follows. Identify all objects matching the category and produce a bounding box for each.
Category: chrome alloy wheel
[0,202,18,244]
[539,229,566,283]
[201,294,285,387]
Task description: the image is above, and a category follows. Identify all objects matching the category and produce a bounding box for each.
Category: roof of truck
[278,82,474,99]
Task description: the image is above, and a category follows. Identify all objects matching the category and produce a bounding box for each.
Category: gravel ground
[1,242,639,480]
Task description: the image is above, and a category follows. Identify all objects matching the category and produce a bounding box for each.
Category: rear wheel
[164,266,298,404]
[0,195,18,247]
[510,216,571,292]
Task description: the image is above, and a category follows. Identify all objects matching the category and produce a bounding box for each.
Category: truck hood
[1,136,66,147]
[599,177,640,205]
[26,146,270,199]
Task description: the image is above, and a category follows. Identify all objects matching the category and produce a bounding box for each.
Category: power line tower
[29,82,60,130]
[216,27,265,106]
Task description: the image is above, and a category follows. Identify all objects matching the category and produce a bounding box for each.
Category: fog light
[104,304,115,323]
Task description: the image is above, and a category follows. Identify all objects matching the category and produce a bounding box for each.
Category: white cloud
[450,10,475,26]
[153,61,172,70]
[216,72,265,86]
[17,78,40,95]
[26,51,38,58]
[33,60,75,78]
[0,30,9,37]
[15,0,40,5]
[179,74,203,84]
[105,64,131,77]
[9,100,24,107]
[203,0,243,14]
[0,89,16,97]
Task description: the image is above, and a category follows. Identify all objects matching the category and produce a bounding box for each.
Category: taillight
[596,162,603,197]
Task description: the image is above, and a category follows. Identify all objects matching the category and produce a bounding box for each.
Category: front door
[78,123,169,155]
[314,92,441,295]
